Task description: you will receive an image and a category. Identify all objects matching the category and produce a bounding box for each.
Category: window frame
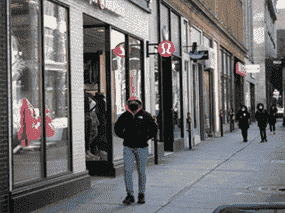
[10,0,72,189]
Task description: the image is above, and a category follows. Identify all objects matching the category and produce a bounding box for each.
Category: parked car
[277,107,284,118]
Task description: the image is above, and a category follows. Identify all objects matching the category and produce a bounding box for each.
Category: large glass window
[172,56,182,139]
[111,30,143,160]
[129,37,142,100]
[44,0,69,176]
[111,29,126,161]
[171,12,180,55]
[160,4,169,41]
[193,64,197,128]
[183,20,188,54]
[191,27,201,45]
[11,0,70,185]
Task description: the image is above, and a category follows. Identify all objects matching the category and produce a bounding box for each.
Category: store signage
[246,64,260,73]
[273,60,282,64]
[236,62,246,76]
[188,50,208,60]
[158,40,175,57]
[113,43,131,58]
[89,0,124,16]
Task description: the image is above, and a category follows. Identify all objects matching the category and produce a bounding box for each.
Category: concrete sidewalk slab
[31,122,285,213]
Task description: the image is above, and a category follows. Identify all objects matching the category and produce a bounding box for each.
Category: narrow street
[31,121,285,213]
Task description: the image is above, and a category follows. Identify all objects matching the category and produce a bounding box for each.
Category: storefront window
[193,64,197,128]
[191,27,201,45]
[111,29,126,161]
[183,21,188,54]
[160,4,169,41]
[224,78,228,123]
[129,37,142,100]
[11,0,70,185]
[171,12,180,55]
[204,71,211,133]
[44,0,69,176]
[172,56,182,139]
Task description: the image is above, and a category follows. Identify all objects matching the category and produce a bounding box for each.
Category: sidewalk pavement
[32,121,285,213]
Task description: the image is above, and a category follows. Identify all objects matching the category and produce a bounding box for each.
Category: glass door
[83,26,108,161]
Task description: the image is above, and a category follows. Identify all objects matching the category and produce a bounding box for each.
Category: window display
[11,0,70,184]
[172,56,182,139]
[83,26,108,162]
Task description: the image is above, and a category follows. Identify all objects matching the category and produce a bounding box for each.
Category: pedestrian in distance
[269,104,278,135]
[255,103,269,142]
[236,105,251,142]
[114,96,158,205]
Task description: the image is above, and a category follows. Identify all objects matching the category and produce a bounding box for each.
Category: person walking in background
[114,96,158,205]
[269,104,278,135]
[255,103,269,142]
[236,105,251,142]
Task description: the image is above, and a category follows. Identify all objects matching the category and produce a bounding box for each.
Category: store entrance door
[250,83,255,121]
[203,68,214,137]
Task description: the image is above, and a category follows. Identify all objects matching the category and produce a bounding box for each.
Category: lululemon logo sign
[98,0,104,9]
[158,40,175,57]
[113,45,125,58]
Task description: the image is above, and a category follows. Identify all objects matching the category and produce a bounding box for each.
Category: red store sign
[88,0,124,16]
[236,62,246,77]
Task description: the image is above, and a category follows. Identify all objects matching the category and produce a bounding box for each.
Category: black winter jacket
[236,105,250,129]
[255,103,269,127]
[268,104,278,124]
[114,97,158,148]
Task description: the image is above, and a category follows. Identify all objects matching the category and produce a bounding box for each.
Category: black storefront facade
[2,0,153,212]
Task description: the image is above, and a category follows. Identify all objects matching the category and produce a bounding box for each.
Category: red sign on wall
[236,62,246,77]
[158,40,175,57]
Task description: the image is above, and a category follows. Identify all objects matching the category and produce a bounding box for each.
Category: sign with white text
[246,64,260,73]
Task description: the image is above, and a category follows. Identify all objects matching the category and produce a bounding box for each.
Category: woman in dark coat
[255,103,269,142]
[269,104,278,135]
[236,105,251,142]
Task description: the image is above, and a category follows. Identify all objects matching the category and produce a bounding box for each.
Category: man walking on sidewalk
[255,103,269,142]
[236,105,251,142]
[114,96,158,205]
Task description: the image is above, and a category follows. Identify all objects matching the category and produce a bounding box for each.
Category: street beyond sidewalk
[31,121,285,213]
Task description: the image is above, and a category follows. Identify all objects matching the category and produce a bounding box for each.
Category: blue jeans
[123,146,148,196]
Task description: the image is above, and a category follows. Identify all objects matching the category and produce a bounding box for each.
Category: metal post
[153,115,158,165]
[220,110,223,137]
[187,112,192,150]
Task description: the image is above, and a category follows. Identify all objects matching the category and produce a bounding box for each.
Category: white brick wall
[69,8,86,174]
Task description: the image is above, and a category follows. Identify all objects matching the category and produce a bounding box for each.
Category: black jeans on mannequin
[259,126,267,141]
[241,128,248,142]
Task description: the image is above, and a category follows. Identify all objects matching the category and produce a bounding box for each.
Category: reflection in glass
[171,12,180,55]
[224,78,228,123]
[11,0,42,184]
[160,4,169,41]
[172,56,181,139]
[129,37,142,100]
[183,21,188,54]
[203,71,211,133]
[44,0,69,176]
[111,29,126,161]
[191,27,201,45]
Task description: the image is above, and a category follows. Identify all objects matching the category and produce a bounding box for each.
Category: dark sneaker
[138,193,145,204]
[260,140,264,143]
[265,139,267,142]
[122,194,135,205]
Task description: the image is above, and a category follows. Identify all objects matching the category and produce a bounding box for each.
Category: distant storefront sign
[273,60,282,65]
[236,62,246,76]
[246,64,260,73]
[88,0,124,16]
